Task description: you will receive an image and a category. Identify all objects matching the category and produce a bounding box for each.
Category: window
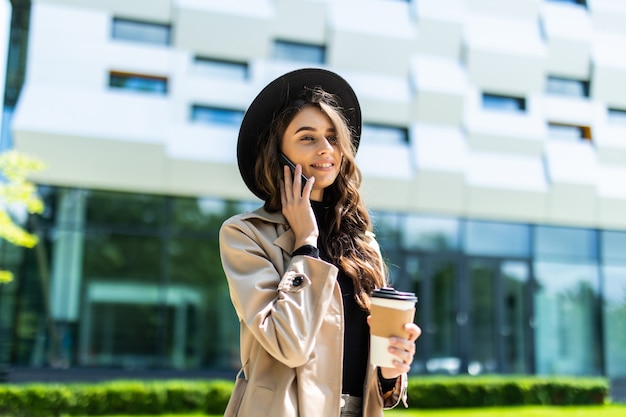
[191,105,244,126]
[109,71,168,95]
[401,214,460,251]
[602,231,626,264]
[546,76,589,98]
[481,93,526,112]
[193,57,249,80]
[547,122,592,142]
[534,225,598,261]
[608,108,626,124]
[273,40,325,64]
[463,220,530,257]
[362,124,408,144]
[547,0,587,6]
[111,18,171,45]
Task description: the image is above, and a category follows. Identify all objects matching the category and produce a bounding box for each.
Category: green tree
[0,150,44,283]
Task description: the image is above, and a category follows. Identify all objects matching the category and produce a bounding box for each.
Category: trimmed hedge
[407,376,609,408]
[0,375,609,416]
[0,379,234,417]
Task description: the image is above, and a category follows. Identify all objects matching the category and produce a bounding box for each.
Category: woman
[220,68,421,417]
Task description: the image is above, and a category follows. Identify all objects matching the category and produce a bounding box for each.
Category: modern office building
[1,0,626,388]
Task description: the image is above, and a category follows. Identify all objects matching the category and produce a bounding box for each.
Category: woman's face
[281,105,342,201]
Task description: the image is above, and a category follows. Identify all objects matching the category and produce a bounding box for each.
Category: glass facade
[8,188,245,371]
[2,186,626,381]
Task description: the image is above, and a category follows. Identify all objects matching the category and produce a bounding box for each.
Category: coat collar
[240,206,294,253]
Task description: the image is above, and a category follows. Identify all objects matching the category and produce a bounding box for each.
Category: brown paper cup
[369,288,417,368]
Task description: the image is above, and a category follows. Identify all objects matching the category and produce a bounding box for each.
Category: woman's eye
[300,135,315,141]
[327,136,338,143]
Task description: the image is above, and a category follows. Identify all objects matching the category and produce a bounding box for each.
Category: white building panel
[411,55,468,126]
[165,159,250,200]
[27,2,109,89]
[327,0,417,76]
[358,141,414,211]
[411,124,467,213]
[541,2,592,79]
[596,164,626,228]
[274,0,327,44]
[12,85,168,192]
[466,0,540,19]
[542,96,599,127]
[591,33,626,108]
[465,151,548,222]
[589,0,626,35]
[343,71,411,126]
[464,14,547,95]
[594,124,626,165]
[465,92,546,156]
[544,141,598,225]
[174,0,273,61]
[37,0,172,22]
[412,0,465,58]
[9,0,626,231]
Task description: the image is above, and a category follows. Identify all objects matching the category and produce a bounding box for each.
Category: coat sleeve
[220,216,338,368]
[380,372,408,410]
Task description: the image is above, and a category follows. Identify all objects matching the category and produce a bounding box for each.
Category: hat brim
[237,68,361,201]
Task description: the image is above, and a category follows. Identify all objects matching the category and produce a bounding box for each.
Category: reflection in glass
[602,266,626,378]
[428,261,458,374]
[534,262,601,375]
[602,231,626,264]
[501,261,528,374]
[172,198,240,233]
[13,188,242,371]
[535,226,597,261]
[464,220,530,257]
[371,211,401,248]
[84,190,164,229]
[402,215,459,251]
[469,260,496,374]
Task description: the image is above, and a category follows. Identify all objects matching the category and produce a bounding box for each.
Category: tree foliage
[0,150,44,283]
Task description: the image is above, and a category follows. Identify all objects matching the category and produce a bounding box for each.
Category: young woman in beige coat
[220,68,421,417]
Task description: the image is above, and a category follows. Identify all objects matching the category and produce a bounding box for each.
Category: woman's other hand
[367,317,422,379]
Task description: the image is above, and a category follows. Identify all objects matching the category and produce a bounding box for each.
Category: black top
[291,201,396,396]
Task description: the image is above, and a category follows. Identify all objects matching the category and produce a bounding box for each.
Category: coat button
[293,276,303,286]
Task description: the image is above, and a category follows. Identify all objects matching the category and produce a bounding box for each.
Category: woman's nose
[318,137,334,153]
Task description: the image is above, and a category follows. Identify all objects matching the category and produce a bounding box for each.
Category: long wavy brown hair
[254,87,387,310]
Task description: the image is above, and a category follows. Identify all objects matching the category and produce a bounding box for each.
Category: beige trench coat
[219,207,407,417]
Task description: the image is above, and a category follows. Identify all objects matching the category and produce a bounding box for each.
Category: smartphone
[280,153,308,191]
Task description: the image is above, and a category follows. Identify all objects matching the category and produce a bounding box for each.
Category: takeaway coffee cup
[369,287,418,368]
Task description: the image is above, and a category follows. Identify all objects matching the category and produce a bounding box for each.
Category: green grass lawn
[73,405,626,417]
[383,405,626,417]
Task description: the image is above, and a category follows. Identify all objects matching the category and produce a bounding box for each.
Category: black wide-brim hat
[237,68,362,201]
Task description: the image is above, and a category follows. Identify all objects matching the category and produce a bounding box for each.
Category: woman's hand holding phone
[280,161,318,249]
